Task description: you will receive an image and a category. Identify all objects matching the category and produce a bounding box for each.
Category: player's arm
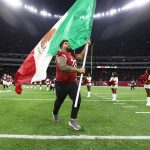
[147,75,150,84]
[109,77,113,82]
[115,78,119,84]
[75,40,91,61]
[57,56,85,74]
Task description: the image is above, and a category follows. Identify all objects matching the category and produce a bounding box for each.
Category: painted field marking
[0,98,146,102]
[135,112,150,114]
[116,100,144,101]
[0,134,150,140]
[0,98,53,101]
[113,103,126,105]
[122,106,137,108]
[0,90,12,93]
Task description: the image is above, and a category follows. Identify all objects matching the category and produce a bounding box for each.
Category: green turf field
[0,85,150,150]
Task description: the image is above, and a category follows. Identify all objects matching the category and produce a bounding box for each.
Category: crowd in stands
[0,32,149,56]
[0,8,150,84]
[0,7,150,57]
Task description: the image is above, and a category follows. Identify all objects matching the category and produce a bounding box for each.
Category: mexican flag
[14,0,96,94]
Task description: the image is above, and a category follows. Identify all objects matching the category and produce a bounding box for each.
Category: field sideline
[0,85,150,150]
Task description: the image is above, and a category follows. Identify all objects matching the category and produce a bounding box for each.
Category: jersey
[109,77,118,88]
[56,50,77,83]
[144,75,150,89]
[140,73,149,84]
[130,81,136,86]
[2,75,7,81]
[45,79,50,85]
[2,74,7,85]
[86,77,92,86]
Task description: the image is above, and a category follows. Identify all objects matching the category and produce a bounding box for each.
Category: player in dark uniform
[50,78,55,92]
[52,39,91,130]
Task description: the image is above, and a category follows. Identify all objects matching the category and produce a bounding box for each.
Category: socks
[87,92,90,97]
[146,97,150,106]
[112,94,117,101]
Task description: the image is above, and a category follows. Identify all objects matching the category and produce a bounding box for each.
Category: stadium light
[101,12,105,17]
[2,0,150,19]
[93,13,101,18]
[24,5,37,14]
[58,15,62,18]
[2,0,22,8]
[47,13,52,17]
[122,0,150,10]
[134,0,150,7]
[110,9,117,16]
[106,11,110,16]
[40,10,48,17]
[97,13,102,17]
[53,14,62,18]
[54,14,59,18]
[117,8,121,12]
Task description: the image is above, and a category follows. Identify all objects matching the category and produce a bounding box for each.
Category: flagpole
[90,44,94,75]
[74,43,89,107]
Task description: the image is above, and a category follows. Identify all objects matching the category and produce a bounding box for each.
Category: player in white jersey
[45,78,50,91]
[86,74,92,97]
[9,76,13,87]
[2,74,7,89]
[140,69,150,106]
[109,72,118,101]
[6,75,11,88]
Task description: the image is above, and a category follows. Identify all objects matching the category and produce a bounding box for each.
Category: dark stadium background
[0,0,150,82]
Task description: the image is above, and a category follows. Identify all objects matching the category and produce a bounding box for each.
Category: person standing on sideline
[52,39,91,131]
[86,73,92,97]
[50,78,55,92]
[45,78,50,91]
[109,72,118,101]
[140,69,150,106]
[130,79,136,90]
[2,74,7,90]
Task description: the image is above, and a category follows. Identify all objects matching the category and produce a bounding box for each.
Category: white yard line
[115,100,144,101]
[135,112,150,114]
[113,103,126,105]
[122,106,137,108]
[0,90,12,93]
[0,134,150,140]
[0,98,53,101]
[0,98,146,102]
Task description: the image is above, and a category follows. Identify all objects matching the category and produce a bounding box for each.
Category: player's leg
[68,81,81,130]
[87,85,91,97]
[145,88,150,106]
[52,81,68,122]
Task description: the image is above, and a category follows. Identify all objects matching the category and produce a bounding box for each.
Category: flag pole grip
[74,43,89,107]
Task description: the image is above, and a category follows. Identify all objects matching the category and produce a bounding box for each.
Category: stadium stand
[0,2,150,84]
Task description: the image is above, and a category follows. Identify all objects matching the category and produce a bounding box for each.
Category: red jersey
[140,73,149,84]
[56,50,77,83]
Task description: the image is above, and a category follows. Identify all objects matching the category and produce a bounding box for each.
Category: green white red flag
[14,0,96,94]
